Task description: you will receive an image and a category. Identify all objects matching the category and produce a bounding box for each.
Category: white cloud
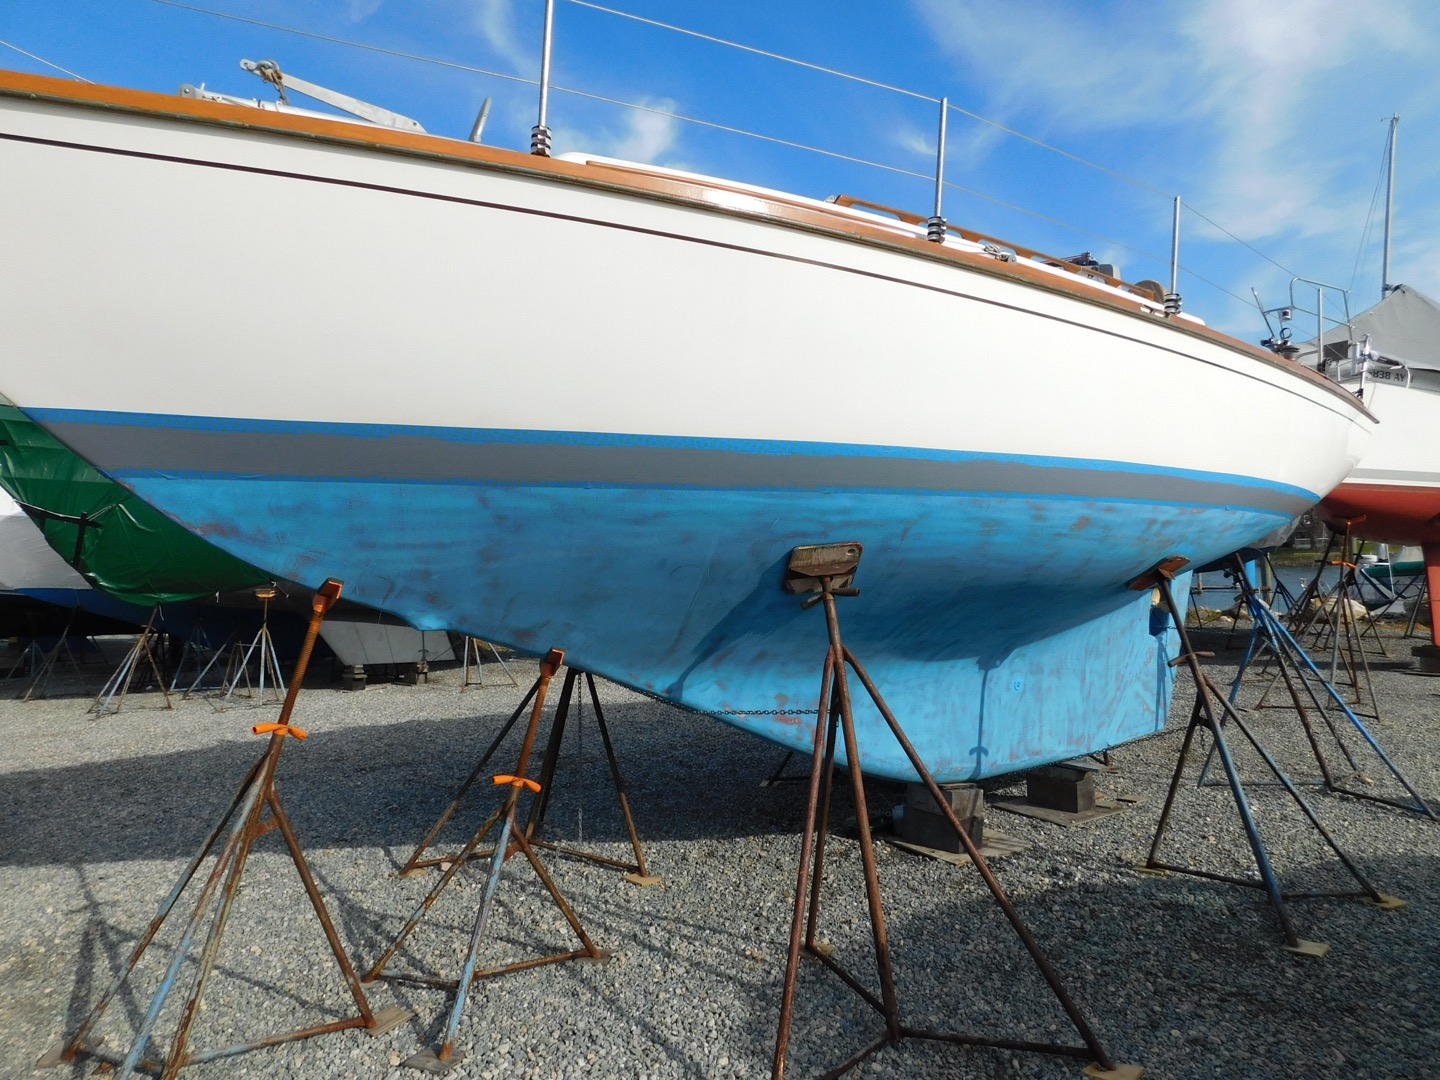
[464,0,532,76]
[560,99,682,165]
[910,0,1440,296]
[910,0,1189,133]
[606,103,680,162]
[345,0,385,21]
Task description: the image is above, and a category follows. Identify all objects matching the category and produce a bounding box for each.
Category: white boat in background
[1275,117,1440,645]
[0,489,149,629]
[1298,286,1440,643]
[0,489,92,599]
[0,67,1374,780]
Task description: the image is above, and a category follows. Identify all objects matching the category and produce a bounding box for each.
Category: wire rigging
[0,38,91,82]
[1348,124,1394,295]
[142,0,1276,309]
[565,0,1171,199]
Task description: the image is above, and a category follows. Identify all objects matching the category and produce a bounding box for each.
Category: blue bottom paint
[110,472,1265,782]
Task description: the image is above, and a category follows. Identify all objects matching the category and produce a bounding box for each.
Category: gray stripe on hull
[47,421,1314,514]
[1348,469,1440,485]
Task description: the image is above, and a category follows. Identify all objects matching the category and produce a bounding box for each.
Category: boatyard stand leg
[361,650,609,1073]
[772,542,1138,1080]
[1134,557,1405,955]
[38,580,408,1078]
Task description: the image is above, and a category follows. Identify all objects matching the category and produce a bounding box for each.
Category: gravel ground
[1,623,1438,1080]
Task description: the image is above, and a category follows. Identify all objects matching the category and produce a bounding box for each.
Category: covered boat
[1307,286,1440,642]
[0,488,151,634]
[0,69,1374,780]
[0,395,452,672]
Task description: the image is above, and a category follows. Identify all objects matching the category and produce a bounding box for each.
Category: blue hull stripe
[36,411,1318,515]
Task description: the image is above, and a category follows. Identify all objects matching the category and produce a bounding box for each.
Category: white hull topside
[0,73,1371,509]
[1336,377,1440,490]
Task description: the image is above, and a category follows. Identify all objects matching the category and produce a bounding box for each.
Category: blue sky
[4,0,1438,340]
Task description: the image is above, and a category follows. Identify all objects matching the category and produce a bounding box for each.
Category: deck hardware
[925,96,947,243]
[1164,194,1182,315]
[531,0,556,156]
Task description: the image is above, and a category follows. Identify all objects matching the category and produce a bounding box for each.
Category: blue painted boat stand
[770,543,1141,1080]
[362,649,612,1075]
[398,662,659,885]
[1199,554,1437,820]
[1133,557,1407,960]
[36,579,409,1079]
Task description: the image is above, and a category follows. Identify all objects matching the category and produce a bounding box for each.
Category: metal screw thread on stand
[925,216,947,243]
[530,125,552,157]
[1164,292,1182,316]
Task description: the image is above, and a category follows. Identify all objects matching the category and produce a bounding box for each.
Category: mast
[1382,113,1399,297]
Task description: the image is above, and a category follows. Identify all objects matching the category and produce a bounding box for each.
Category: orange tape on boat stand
[254,722,309,740]
[492,774,541,793]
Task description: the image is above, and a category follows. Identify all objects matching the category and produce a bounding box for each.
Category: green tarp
[0,401,270,606]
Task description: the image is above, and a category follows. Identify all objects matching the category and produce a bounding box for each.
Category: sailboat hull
[0,71,1373,780]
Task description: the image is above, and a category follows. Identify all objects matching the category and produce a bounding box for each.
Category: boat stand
[172,622,236,696]
[8,612,94,701]
[1134,557,1404,957]
[1404,573,1431,640]
[759,750,811,787]
[772,543,1138,1080]
[398,662,657,885]
[90,605,173,715]
[459,636,519,689]
[1204,555,1436,820]
[365,649,609,1074]
[38,581,408,1079]
[1288,527,1388,720]
[219,587,287,705]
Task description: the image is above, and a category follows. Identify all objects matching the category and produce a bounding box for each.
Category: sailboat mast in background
[1382,113,1399,297]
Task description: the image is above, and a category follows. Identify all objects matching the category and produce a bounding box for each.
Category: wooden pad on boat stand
[771,542,1141,1080]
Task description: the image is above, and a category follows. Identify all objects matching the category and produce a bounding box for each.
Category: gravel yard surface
[1,624,1437,1079]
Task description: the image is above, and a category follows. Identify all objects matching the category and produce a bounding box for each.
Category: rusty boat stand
[37,579,408,1080]
[364,648,611,1074]
[1133,557,1406,958]
[772,543,1140,1080]
[398,661,658,885]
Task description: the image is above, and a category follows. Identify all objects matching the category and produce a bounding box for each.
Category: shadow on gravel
[0,700,850,867]
[786,845,1440,1080]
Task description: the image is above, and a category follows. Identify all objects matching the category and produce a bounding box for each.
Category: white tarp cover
[1319,284,1440,372]
[0,488,91,592]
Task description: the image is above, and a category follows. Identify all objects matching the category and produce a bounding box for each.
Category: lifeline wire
[0,39,91,82]
[146,0,1276,304]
